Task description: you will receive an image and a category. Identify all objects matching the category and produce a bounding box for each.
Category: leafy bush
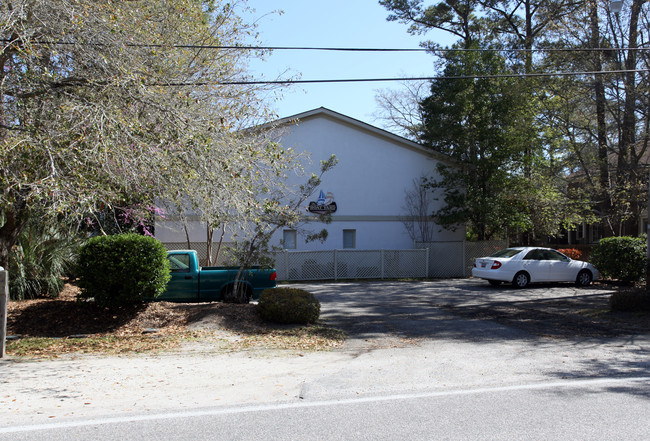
[77,234,170,308]
[590,236,646,283]
[610,289,650,312]
[8,219,83,300]
[257,287,320,324]
[557,248,582,260]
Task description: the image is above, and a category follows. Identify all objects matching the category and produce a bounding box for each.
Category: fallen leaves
[6,284,346,358]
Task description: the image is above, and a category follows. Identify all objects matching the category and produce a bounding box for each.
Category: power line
[159,69,649,86]
[9,69,644,96]
[3,39,650,53]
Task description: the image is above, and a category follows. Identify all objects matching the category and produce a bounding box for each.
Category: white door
[544,250,575,282]
[521,249,549,282]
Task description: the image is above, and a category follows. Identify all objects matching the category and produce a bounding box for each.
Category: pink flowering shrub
[557,248,582,260]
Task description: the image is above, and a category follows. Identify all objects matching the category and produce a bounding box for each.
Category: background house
[155,107,467,277]
[266,107,463,251]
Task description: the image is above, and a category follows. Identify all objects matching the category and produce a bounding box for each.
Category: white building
[155,107,464,255]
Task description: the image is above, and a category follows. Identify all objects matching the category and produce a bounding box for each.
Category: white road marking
[2,376,649,434]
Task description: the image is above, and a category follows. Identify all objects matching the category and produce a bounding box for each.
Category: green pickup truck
[160,250,277,302]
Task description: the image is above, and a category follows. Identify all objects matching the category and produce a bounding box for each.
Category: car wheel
[488,280,502,286]
[512,272,529,288]
[576,270,592,287]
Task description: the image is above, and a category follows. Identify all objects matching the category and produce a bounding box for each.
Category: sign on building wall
[308,190,337,214]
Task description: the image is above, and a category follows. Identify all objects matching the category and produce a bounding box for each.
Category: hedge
[77,234,170,308]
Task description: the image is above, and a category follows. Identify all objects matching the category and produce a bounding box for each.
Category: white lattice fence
[416,241,465,278]
[383,249,429,278]
[274,249,429,281]
[162,241,506,281]
[292,250,334,280]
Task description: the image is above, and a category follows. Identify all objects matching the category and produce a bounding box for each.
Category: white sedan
[472,247,599,288]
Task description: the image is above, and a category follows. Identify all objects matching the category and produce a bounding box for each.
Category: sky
[242,0,452,127]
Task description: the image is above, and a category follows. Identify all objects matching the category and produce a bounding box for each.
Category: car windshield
[488,248,523,258]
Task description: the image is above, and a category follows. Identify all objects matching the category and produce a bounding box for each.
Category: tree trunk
[183,223,191,249]
[225,236,260,304]
[590,0,610,216]
[0,206,30,270]
[523,0,534,179]
[214,224,226,265]
[647,176,650,291]
[206,225,214,266]
[619,0,642,184]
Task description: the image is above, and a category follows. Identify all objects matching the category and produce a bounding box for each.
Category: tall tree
[542,0,650,235]
[420,48,531,239]
[0,0,278,268]
[380,0,484,48]
[379,0,629,242]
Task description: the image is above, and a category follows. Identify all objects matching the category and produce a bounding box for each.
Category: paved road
[1,279,648,439]
[3,378,650,440]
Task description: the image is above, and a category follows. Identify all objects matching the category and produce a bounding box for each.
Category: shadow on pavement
[294,279,647,341]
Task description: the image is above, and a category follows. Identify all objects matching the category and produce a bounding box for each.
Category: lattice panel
[336,250,382,279]
[382,249,427,278]
[416,241,465,278]
[287,251,334,281]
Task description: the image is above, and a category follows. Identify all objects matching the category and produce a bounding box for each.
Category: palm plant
[8,219,84,300]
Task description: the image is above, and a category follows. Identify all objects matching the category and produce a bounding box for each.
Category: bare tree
[224,154,338,303]
[373,80,429,142]
[401,176,436,243]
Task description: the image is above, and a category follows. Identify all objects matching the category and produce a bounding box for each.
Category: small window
[523,249,544,260]
[343,229,356,249]
[546,250,569,262]
[283,230,297,249]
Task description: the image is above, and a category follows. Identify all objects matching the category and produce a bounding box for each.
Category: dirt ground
[6,284,270,339]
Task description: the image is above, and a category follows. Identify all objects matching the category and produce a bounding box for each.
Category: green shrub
[590,236,646,283]
[610,289,650,312]
[76,234,170,308]
[257,288,321,324]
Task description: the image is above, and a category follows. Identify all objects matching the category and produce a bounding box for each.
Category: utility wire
[4,39,646,87]
[159,69,649,86]
[3,39,650,53]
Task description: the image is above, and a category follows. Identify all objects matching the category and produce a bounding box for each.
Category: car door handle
[184,276,193,280]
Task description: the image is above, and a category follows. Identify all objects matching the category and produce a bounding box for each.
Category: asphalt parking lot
[291,278,630,340]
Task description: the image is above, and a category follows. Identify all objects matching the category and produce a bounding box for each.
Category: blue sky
[242,0,451,126]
